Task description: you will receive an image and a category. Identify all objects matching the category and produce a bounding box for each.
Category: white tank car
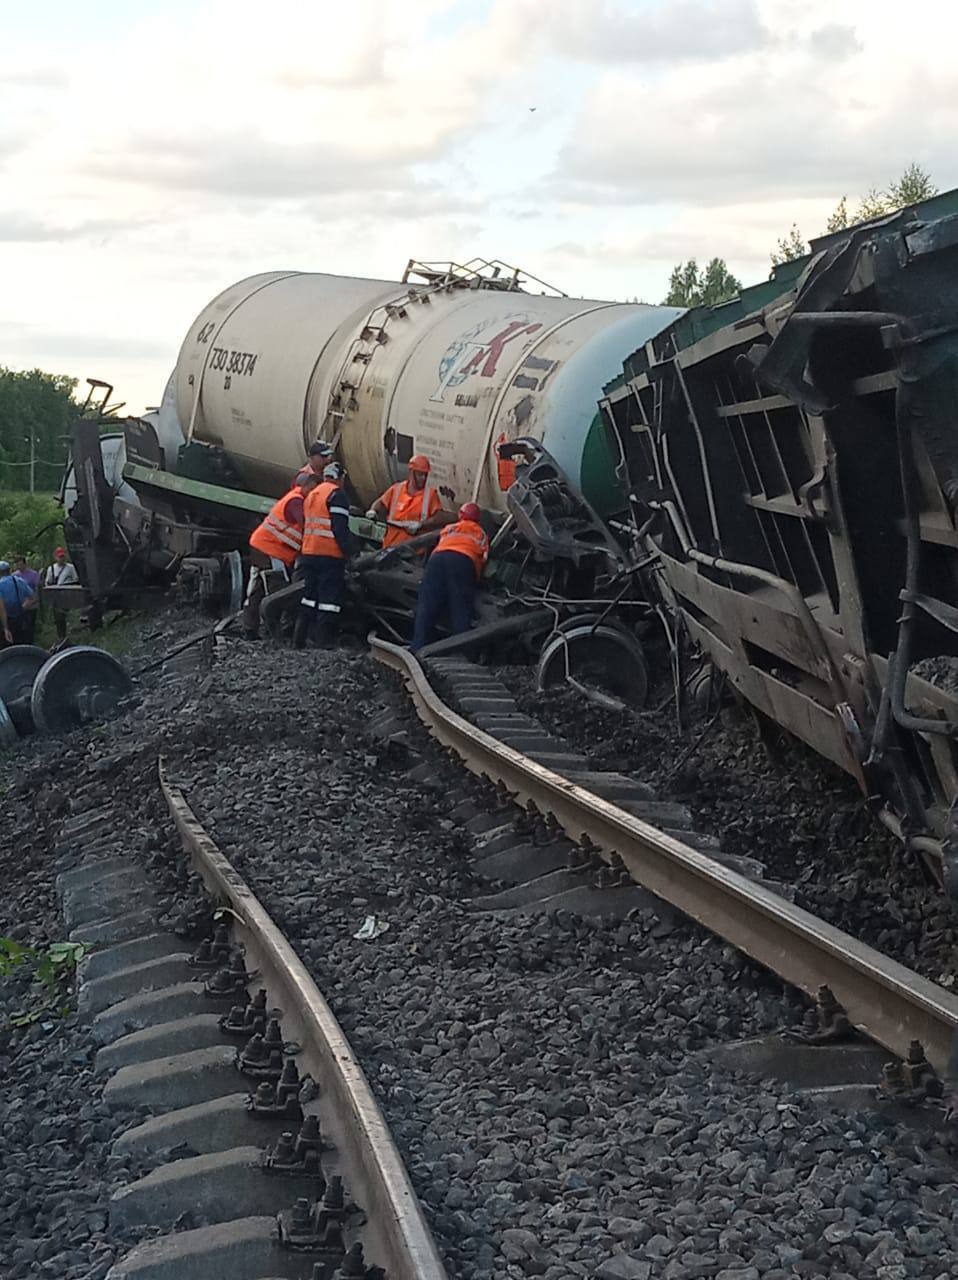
[173,268,682,513]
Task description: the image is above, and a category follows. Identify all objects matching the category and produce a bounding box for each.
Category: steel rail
[370,638,958,1078]
[158,759,448,1280]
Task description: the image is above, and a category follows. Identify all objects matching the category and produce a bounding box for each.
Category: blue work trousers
[300,555,346,641]
[411,550,476,651]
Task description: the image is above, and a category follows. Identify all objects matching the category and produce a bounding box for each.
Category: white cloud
[1,0,956,415]
[0,67,68,88]
[0,211,143,243]
[499,0,768,63]
[50,0,508,203]
[808,23,863,60]
[554,2,956,206]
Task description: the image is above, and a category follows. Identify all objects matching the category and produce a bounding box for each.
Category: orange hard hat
[459,502,481,522]
[408,454,431,474]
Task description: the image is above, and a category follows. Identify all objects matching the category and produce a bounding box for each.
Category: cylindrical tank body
[174,270,682,513]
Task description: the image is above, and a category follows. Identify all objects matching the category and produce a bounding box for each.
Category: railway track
[8,618,958,1278]
[54,762,447,1280]
[370,638,958,1086]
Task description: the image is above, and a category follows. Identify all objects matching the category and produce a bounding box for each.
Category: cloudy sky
[1,0,952,413]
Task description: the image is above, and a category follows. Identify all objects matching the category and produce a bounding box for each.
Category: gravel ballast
[495,664,958,992]
[0,738,176,1277]
[1,613,957,1279]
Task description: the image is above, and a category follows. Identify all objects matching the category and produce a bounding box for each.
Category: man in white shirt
[44,547,79,640]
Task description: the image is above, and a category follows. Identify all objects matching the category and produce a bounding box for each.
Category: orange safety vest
[435,519,489,579]
[379,479,442,550]
[249,487,304,566]
[496,435,517,491]
[302,482,345,558]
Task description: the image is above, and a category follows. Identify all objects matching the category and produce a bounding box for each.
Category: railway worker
[303,440,334,478]
[295,461,353,649]
[0,560,36,647]
[366,455,444,551]
[44,547,78,641]
[410,503,489,652]
[243,470,319,639]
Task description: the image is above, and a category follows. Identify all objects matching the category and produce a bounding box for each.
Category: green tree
[825,196,850,233]
[0,492,64,568]
[770,224,808,266]
[856,187,890,220]
[0,368,78,493]
[663,257,741,308]
[854,165,938,221]
[771,165,938,265]
[887,162,938,210]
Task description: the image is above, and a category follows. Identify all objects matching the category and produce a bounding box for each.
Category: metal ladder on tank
[321,259,565,448]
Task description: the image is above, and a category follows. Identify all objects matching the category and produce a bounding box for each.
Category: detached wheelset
[0,645,133,745]
[0,644,48,740]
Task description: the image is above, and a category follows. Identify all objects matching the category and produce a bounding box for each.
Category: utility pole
[23,433,35,493]
[23,433,35,492]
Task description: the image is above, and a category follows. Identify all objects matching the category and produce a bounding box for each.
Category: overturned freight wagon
[602,190,958,894]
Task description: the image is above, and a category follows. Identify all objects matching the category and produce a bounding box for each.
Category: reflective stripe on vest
[435,519,489,575]
[382,478,441,551]
[263,513,301,551]
[249,487,304,564]
[388,476,434,531]
[302,482,345,558]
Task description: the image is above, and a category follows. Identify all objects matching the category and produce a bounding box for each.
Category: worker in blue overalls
[411,503,489,652]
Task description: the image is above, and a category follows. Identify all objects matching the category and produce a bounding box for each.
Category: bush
[0,492,65,570]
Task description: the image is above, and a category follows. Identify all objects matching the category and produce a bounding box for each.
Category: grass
[0,493,143,660]
[32,607,141,656]
[0,936,87,1029]
[18,600,141,661]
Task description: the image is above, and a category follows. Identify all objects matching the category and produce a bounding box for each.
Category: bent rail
[370,638,958,1079]
[159,758,448,1280]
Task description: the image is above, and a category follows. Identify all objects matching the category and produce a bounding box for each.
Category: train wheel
[0,644,47,734]
[226,551,244,616]
[31,647,133,735]
[536,619,648,708]
[0,694,17,747]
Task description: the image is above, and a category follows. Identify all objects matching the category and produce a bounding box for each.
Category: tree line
[0,367,78,493]
[662,163,939,309]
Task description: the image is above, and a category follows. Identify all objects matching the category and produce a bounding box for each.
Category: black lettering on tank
[209,348,258,377]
